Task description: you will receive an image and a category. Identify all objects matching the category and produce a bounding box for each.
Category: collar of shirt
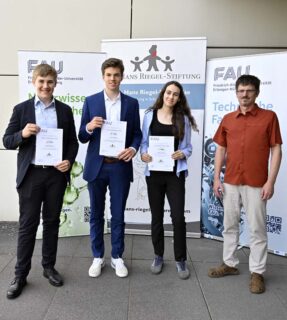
[235,103,259,118]
[104,90,121,121]
[34,95,57,128]
[34,95,56,109]
[103,90,121,103]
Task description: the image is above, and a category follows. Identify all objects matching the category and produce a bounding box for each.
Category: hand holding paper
[99,120,127,157]
[22,123,40,138]
[118,147,136,162]
[35,128,63,166]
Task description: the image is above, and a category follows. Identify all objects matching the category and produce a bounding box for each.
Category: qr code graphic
[84,206,91,223]
[266,215,282,234]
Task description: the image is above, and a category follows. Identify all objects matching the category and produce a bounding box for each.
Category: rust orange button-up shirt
[213,104,282,187]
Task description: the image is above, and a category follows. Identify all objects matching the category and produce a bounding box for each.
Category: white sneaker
[88,258,105,277]
[111,258,128,278]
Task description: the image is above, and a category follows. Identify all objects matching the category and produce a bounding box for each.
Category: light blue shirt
[140,110,192,177]
[31,96,57,164]
[35,96,57,129]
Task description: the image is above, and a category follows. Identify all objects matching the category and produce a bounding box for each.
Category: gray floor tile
[0,240,17,255]
[265,264,287,307]
[0,255,14,273]
[0,257,71,320]
[193,261,287,320]
[44,257,130,320]
[128,259,211,320]
[0,223,18,255]
[1,228,287,320]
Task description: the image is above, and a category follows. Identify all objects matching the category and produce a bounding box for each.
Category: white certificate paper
[148,136,174,172]
[99,120,127,157]
[35,128,63,166]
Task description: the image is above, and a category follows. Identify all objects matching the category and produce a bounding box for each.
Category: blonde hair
[32,63,57,82]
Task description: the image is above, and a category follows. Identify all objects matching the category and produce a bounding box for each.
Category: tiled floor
[0,223,286,320]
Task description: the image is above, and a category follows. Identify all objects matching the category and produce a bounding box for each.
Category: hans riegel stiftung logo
[130,45,175,72]
[125,44,201,81]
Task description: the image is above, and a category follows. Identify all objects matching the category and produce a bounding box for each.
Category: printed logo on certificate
[35,128,63,166]
[148,136,174,172]
[99,120,127,157]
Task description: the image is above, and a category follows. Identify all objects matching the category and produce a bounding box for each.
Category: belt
[31,164,54,169]
[103,157,120,164]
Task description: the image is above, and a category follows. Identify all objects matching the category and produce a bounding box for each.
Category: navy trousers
[88,162,130,258]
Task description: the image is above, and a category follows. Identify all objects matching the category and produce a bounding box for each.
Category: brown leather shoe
[208,263,239,278]
[250,272,265,294]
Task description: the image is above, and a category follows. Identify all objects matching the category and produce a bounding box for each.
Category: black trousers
[146,171,186,261]
[15,166,67,278]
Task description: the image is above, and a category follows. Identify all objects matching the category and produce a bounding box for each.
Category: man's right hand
[22,123,40,138]
[213,178,224,198]
[87,117,104,132]
[141,153,152,163]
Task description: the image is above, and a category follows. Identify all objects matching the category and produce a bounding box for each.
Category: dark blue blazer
[2,97,79,188]
[78,91,142,182]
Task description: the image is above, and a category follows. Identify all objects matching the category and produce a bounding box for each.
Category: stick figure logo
[130,45,175,72]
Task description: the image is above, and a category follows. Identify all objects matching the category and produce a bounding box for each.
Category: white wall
[0,150,18,220]
[133,0,287,47]
[1,0,287,220]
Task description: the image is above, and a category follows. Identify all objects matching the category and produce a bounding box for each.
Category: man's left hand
[55,160,71,172]
[118,148,136,162]
[261,181,274,200]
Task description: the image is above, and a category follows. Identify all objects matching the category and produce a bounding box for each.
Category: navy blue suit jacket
[3,97,79,188]
[78,91,142,182]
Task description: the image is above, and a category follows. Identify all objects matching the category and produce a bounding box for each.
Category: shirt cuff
[130,147,136,154]
[86,124,93,134]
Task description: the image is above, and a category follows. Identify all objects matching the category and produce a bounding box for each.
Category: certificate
[99,120,127,157]
[35,128,63,166]
[148,136,174,172]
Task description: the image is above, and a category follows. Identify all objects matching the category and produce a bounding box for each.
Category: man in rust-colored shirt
[208,75,282,294]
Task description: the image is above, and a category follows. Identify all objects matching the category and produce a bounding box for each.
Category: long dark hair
[147,81,198,139]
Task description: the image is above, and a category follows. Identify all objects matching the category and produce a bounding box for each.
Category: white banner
[18,51,106,237]
[202,52,287,255]
[102,38,207,236]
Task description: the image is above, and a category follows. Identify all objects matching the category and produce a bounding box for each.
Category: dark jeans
[15,166,67,278]
[146,171,186,261]
[88,162,130,259]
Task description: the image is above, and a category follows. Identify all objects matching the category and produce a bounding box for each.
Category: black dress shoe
[43,268,63,287]
[7,277,27,299]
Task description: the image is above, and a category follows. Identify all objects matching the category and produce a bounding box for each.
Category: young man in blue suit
[3,64,79,299]
[79,58,142,278]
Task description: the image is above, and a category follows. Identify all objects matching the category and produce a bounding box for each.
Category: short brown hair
[235,74,260,92]
[32,63,57,82]
[101,58,124,76]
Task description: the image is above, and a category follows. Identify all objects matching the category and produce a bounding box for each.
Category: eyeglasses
[236,89,257,95]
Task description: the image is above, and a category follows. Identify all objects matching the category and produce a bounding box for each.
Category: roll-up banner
[102,38,207,237]
[202,52,287,256]
[18,51,107,238]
